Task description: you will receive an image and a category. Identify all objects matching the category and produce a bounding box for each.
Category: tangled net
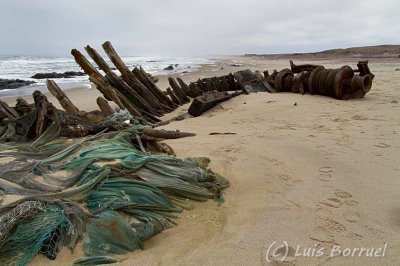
[0,131,229,265]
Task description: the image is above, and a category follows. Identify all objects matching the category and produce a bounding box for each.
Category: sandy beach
[3,55,400,265]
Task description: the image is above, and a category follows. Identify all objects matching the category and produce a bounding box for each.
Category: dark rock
[163,65,174,71]
[0,78,36,90]
[230,64,241,67]
[31,71,86,79]
[395,68,400,71]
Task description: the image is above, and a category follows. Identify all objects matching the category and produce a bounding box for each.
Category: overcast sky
[0,0,399,57]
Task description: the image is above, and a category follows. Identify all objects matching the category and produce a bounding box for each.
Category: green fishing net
[83,210,142,256]
[0,201,73,266]
[0,130,229,265]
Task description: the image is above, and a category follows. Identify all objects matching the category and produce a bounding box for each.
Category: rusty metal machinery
[266,60,374,99]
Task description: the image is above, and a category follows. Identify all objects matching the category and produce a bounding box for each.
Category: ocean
[0,55,213,97]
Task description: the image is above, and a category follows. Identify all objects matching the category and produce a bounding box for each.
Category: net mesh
[0,131,229,264]
[0,201,72,266]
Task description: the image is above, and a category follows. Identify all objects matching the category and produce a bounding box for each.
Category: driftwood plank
[46,80,80,114]
[102,41,162,111]
[96,96,115,116]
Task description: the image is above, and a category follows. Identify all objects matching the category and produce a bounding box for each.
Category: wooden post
[89,74,142,118]
[96,96,115,116]
[105,71,161,116]
[71,49,103,77]
[0,100,19,119]
[166,87,183,106]
[176,77,190,95]
[102,41,162,110]
[84,45,112,73]
[132,67,174,109]
[46,79,80,114]
[168,77,189,103]
[188,83,201,97]
[15,97,33,115]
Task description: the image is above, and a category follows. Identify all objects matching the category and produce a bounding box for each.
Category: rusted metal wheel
[274,69,293,92]
[326,69,338,97]
[318,69,330,95]
[334,66,354,99]
[308,66,324,94]
[351,74,373,93]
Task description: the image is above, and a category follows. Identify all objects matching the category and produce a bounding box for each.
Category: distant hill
[317,45,400,56]
[246,45,400,58]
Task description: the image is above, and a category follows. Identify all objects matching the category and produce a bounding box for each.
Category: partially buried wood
[105,71,161,116]
[188,83,201,97]
[84,45,112,73]
[71,49,103,77]
[133,67,175,110]
[96,96,115,116]
[188,90,240,117]
[176,77,190,95]
[154,113,191,127]
[166,87,183,106]
[142,127,195,139]
[102,41,162,111]
[89,74,142,119]
[0,100,19,119]
[233,69,272,92]
[32,91,56,138]
[168,77,189,103]
[15,98,33,116]
[72,48,118,102]
[46,79,80,114]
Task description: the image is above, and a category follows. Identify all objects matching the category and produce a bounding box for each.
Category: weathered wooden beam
[176,77,190,95]
[133,66,175,109]
[46,79,80,114]
[89,74,142,118]
[105,71,160,116]
[0,100,19,119]
[96,96,115,116]
[71,49,103,77]
[142,127,195,139]
[84,45,112,73]
[166,87,182,106]
[102,41,162,111]
[168,77,189,103]
[15,97,33,116]
[188,91,238,117]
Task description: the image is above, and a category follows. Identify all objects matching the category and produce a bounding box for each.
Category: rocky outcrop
[31,71,86,79]
[0,78,36,90]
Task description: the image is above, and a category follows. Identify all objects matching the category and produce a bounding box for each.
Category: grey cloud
[0,0,399,56]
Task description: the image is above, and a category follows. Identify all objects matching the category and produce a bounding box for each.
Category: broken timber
[188,90,241,117]
[46,79,80,114]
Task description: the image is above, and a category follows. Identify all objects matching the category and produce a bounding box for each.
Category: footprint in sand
[334,190,352,199]
[344,199,358,206]
[351,114,368,120]
[320,198,342,208]
[318,166,334,181]
[278,174,291,181]
[323,218,347,233]
[374,143,391,148]
[346,232,363,240]
[309,226,335,243]
[343,209,360,222]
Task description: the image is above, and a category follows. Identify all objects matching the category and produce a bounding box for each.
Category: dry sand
[3,56,399,265]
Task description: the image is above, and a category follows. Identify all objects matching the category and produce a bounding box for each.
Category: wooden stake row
[68,41,193,124]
